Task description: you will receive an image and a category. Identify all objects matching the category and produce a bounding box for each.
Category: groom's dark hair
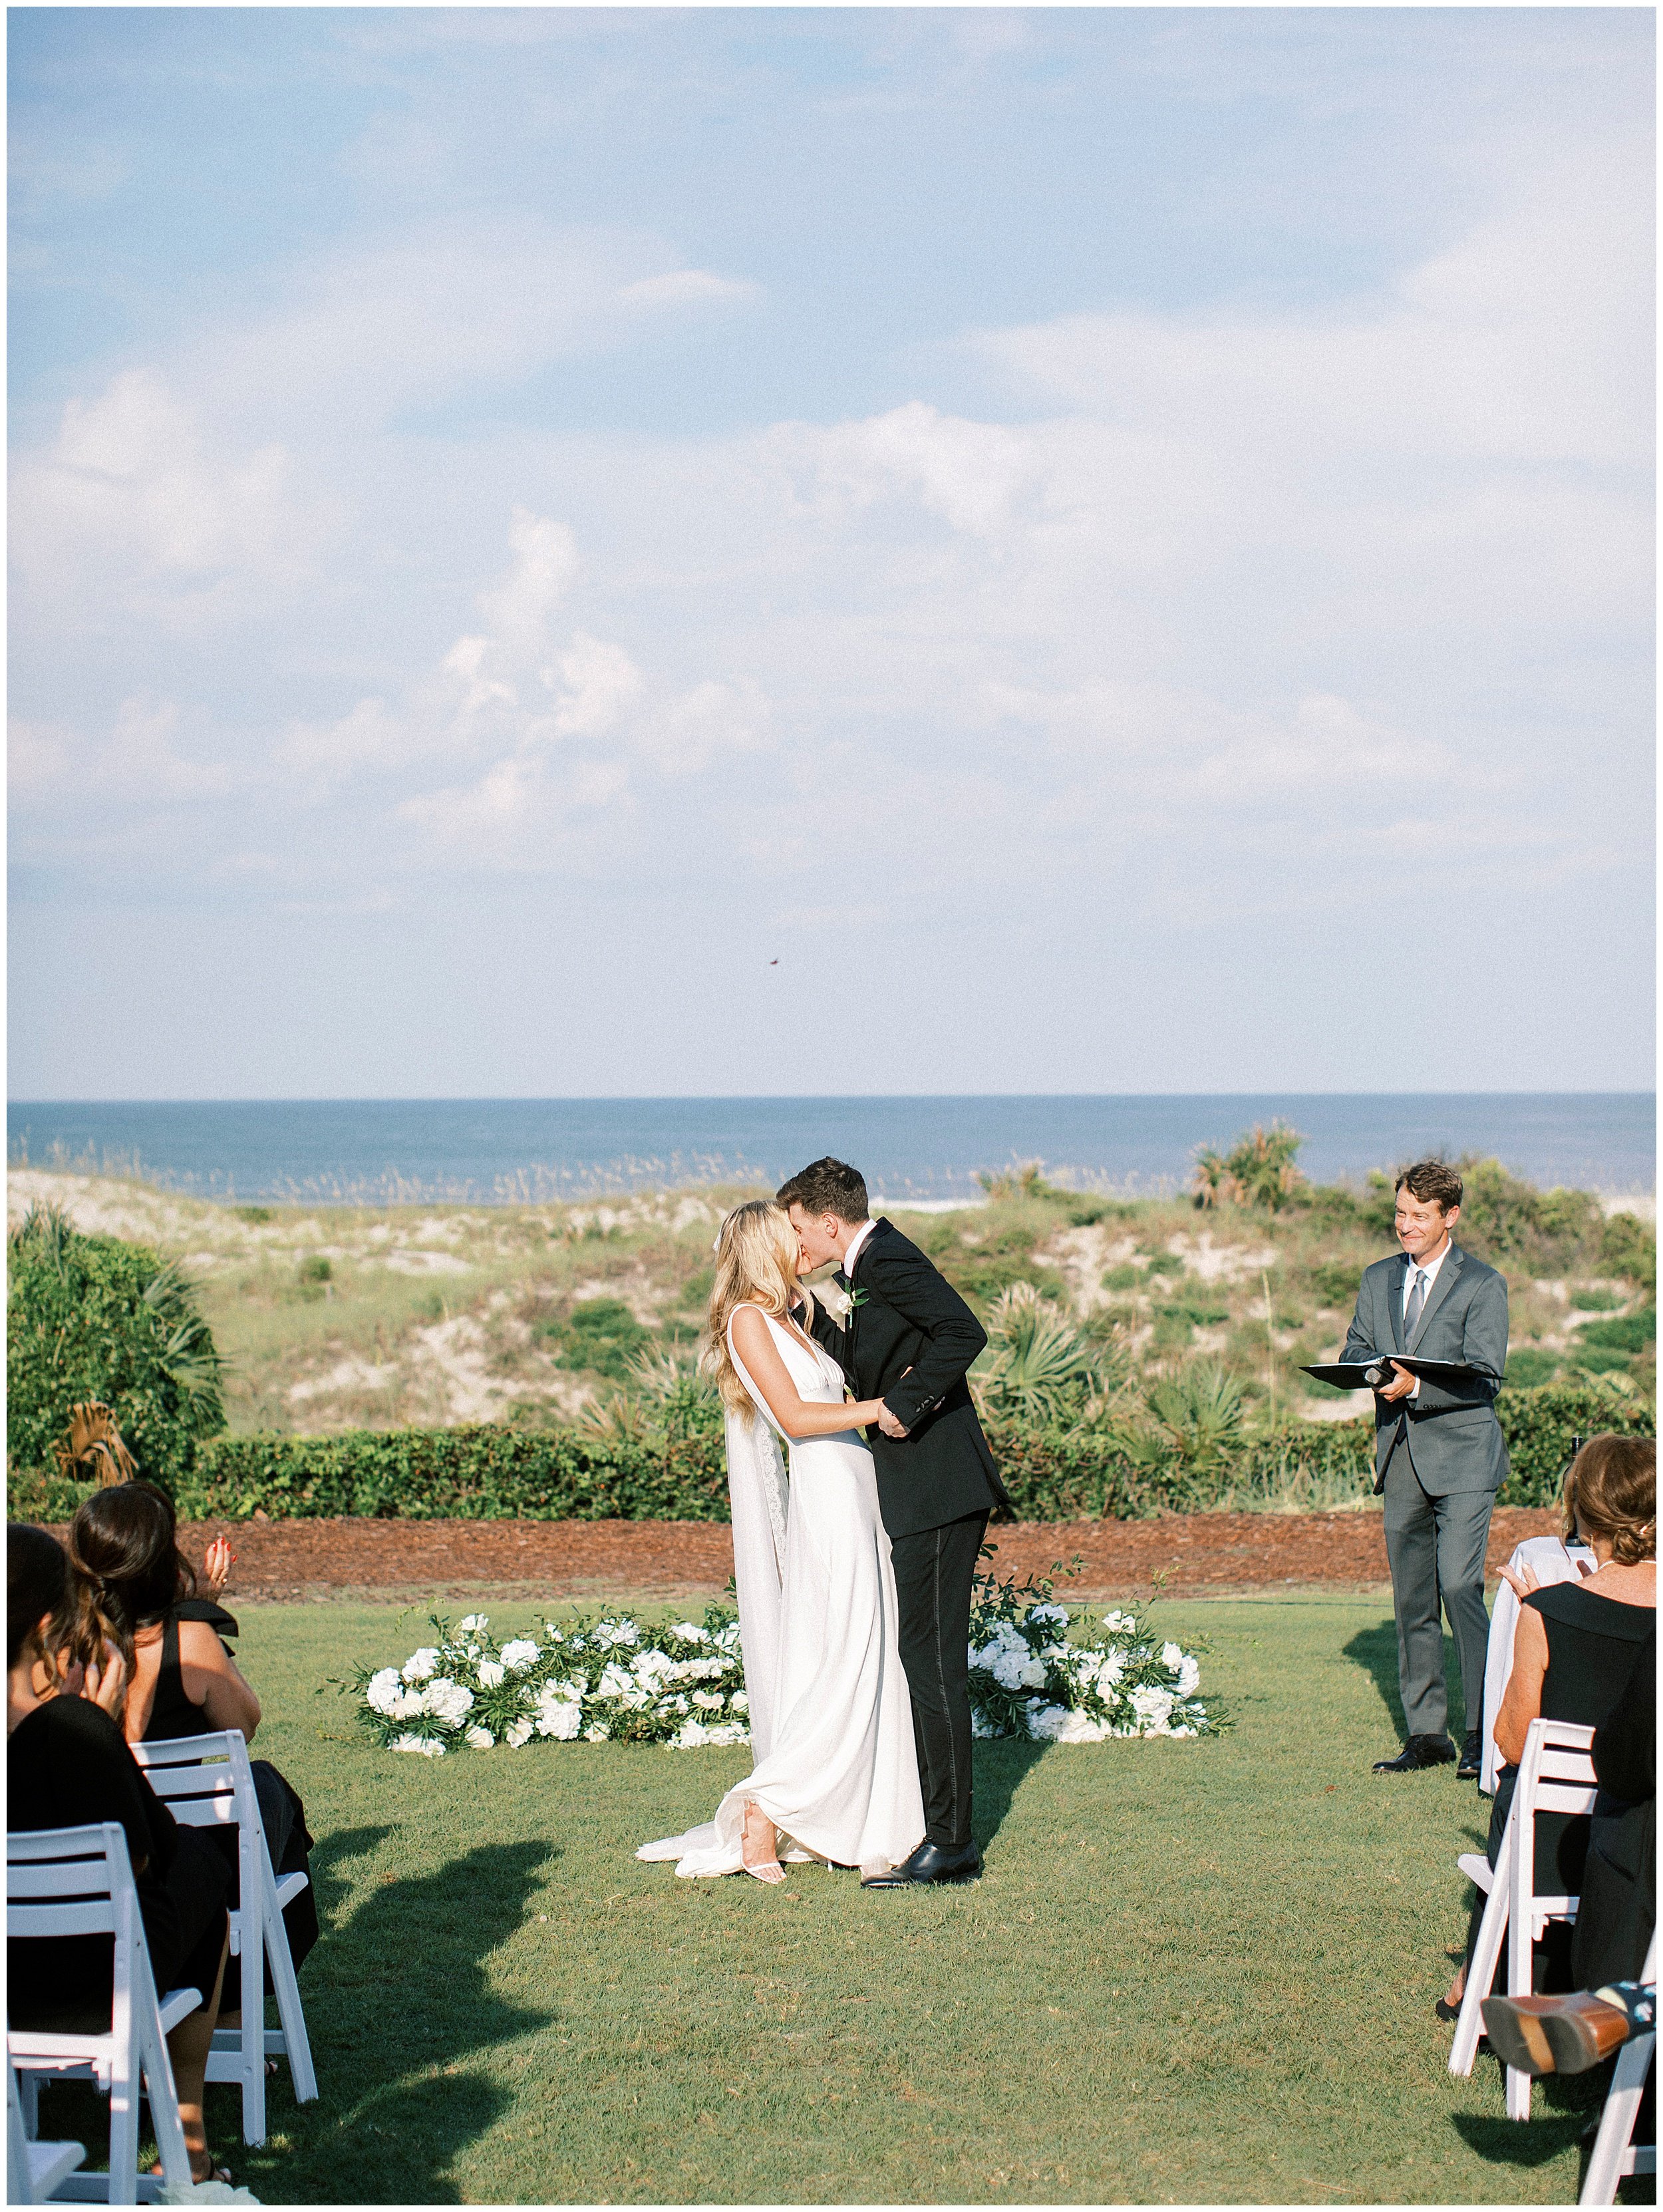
[777,1157,869,1225]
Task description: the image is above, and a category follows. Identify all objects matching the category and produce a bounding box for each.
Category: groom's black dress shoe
[861,1840,981,1888]
[1455,1729,1483,1781]
[1373,1734,1457,1772]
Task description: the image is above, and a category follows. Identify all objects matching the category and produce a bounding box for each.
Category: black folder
[1300,1356,1489,1390]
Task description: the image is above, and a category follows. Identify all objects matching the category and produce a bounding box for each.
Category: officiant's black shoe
[1455,1730,1483,1780]
[1373,1734,1457,1772]
[861,1841,981,1888]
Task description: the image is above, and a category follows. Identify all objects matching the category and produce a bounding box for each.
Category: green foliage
[1495,1380,1656,1506]
[976,1162,1068,1203]
[1142,1249,1185,1278]
[299,1255,333,1284]
[1308,1260,1364,1310]
[1503,1348,1562,1389]
[1600,1209,1657,1291]
[1102,1262,1141,1291]
[543,1297,653,1380]
[1575,1307,1656,1354]
[974,1285,1114,1429]
[7,1203,226,1493]
[1569,1287,1622,1311]
[1191,1122,1307,1212]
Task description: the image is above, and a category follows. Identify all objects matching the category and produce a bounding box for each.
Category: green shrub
[1569,1288,1623,1313]
[1575,1308,1656,1354]
[7,1205,225,1494]
[1308,1260,1365,1310]
[541,1297,652,1380]
[1102,1263,1142,1291]
[1600,1211,1657,1292]
[1143,1251,1185,1278]
[299,1255,333,1284]
[1503,1348,1562,1388]
[1495,1381,1655,1506]
[1191,1122,1308,1211]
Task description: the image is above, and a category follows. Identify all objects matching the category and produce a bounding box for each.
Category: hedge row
[8,1382,1648,1527]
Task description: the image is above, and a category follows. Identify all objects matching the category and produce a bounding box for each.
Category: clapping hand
[204,1537,236,1595]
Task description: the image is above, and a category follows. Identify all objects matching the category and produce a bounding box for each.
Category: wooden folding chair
[7,1823,198,2205]
[130,1732,317,2147]
[1580,1936,1657,2207]
[1449,1718,1598,2119]
[8,2056,84,2204]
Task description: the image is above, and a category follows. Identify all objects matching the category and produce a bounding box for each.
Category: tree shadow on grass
[1343,1621,1472,1738]
[973,1739,1051,1857]
[308,1821,398,1928]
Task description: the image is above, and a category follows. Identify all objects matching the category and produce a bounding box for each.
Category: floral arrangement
[965,1562,1221,1742]
[347,1604,750,1756]
[345,1573,1221,1758]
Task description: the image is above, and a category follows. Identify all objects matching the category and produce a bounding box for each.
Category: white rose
[365,1668,402,1714]
[464,1724,495,1750]
[1017,1659,1048,1688]
[401,1647,440,1683]
[1160,1641,1185,1672]
[476,1660,506,1688]
[500,1640,539,1671]
[504,1716,535,1748]
[730,1690,749,1713]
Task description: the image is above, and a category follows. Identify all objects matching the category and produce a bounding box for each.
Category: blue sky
[9,8,1654,1099]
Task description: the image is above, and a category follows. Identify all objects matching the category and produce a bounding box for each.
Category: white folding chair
[1479,1537,1595,1794]
[7,1822,198,2205]
[8,2057,84,2203]
[1450,1718,1598,2119]
[130,1733,317,2147]
[1580,1937,1658,2207]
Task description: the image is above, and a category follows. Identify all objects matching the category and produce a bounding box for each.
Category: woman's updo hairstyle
[69,1480,196,1637]
[8,1523,75,1678]
[1563,1434,1656,1567]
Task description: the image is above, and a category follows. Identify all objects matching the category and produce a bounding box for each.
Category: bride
[638,1200,925,1883]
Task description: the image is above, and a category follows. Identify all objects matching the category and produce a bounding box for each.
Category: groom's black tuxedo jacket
[806,1217,1010,1541]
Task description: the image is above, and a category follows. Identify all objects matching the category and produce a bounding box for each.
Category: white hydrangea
[464,1724,495,1750]
[1051,1710,1116,1744]
[672,1719,710,1747]
[365,1668,402,1714]
[533,1695,583,1742]
[671,1623,708,1643]
[401,1647,440,1684]
[391,1733,446,1757]
[420,1678,474,1727]
[500,1640,539,1672]
[1023,1702,1073,1740]
[1029,1603,1070,1629]
[476,1660,506,1688]
[504,1716,535,1748]
[1130,1686,1175,1733]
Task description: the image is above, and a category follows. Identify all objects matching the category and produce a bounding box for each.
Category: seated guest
[69,1483,318,1975]
[8,1523,234,2187]
[1574,1623,1655,1992]
[1441,1434,1655,2017]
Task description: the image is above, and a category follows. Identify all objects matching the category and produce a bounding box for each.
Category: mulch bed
[47,1507,1565,1607]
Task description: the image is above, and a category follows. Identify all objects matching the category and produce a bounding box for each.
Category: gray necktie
[1403,1267,1427,1344]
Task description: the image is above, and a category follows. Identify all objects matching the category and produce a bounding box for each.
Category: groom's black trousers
[889,1509,988,1852]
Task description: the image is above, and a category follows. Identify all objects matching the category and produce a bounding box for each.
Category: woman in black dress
[68,1483,319,1975]
[1441,1434,1655,2014]
[7,1523,234,2185]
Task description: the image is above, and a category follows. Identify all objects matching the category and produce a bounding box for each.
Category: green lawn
[35,1591,1611,2205]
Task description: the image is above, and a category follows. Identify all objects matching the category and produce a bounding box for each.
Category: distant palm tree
[1191,1122,1307,1211]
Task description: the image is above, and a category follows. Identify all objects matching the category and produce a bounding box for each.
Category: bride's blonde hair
[702,1200,813,1413]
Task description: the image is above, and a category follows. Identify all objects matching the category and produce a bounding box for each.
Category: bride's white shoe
[741,1803,786,1883]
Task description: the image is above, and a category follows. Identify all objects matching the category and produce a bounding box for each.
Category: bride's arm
[729,1307,887,1440]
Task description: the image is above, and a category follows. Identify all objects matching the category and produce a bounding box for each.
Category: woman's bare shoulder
[176,1617,236,1667]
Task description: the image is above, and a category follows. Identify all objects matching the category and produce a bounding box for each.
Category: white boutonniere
[811,1273,869,1331]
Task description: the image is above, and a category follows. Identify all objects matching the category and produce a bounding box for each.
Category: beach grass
[29,1592,1607,2205]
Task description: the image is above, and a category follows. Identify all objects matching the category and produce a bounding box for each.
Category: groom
[778,1156,1010,1887]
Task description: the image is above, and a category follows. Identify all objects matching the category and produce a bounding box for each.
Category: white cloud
[9,697,231,806]
[10,371,329,627]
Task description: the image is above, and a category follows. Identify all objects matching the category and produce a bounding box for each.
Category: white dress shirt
[840,1219,876,1280]
[1402,1238,1451,1396]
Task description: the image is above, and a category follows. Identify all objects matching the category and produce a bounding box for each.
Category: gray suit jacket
[1342,1241,1509,1496]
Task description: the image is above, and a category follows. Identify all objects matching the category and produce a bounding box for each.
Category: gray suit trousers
[1382,1454,1495,1739]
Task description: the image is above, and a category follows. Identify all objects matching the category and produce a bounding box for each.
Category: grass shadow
[307,1820,398,1929]
[972,1738,1051,1857]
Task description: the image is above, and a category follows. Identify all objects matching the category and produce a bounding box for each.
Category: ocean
[5,1094,1654,1207]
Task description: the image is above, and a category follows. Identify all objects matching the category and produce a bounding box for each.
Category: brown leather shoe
[1480,1992,1632,2076]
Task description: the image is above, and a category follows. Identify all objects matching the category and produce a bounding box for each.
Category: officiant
[1342,1160,1509,1779]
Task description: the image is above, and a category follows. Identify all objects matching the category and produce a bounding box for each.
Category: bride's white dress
[637,1307,924,1879]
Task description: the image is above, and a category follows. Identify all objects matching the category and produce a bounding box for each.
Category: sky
[8,6,1655,1100]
